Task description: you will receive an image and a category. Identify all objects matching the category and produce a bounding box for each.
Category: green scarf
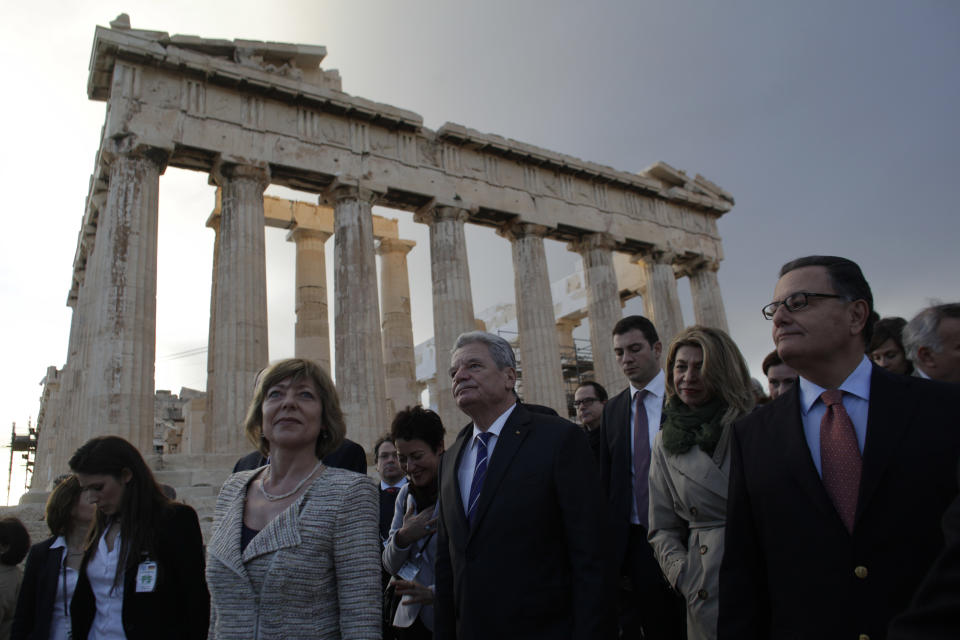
[660,395,727,457]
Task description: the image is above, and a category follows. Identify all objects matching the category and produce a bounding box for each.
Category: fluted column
[413,206,476,435]
[637,250,684,349]
[501,223,567,414]
[209,162,270,453]
[288,228,332,372]
[377,237,419,419]
[322,182,387,452]
[571,233,624,392]
[203,215,220,454]
[686,260,729,333]
[80,138,167,453]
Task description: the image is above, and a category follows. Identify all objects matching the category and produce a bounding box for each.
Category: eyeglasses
[761,292,849,320]
[573,398,599,408]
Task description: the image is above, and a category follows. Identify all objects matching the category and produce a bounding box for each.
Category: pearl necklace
[259,460,323,502]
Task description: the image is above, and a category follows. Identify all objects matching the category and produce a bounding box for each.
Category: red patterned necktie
[633,390,650,529]
[819,389,862,533]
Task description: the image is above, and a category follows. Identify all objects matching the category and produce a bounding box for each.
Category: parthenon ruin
[31,17,734,488]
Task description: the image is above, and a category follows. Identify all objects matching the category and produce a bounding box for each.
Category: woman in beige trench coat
[648,326,754,640]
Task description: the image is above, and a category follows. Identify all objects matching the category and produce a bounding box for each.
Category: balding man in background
[903,302,960,383]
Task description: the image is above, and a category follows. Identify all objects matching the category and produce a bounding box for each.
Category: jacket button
[689,506,698,517]
[854,565,868,579]
[858,635,869,640]
[697,589,708,600]
[699,545,708,555]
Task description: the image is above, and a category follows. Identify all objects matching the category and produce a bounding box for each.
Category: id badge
[135,560,158,593]
[396,559,419,581]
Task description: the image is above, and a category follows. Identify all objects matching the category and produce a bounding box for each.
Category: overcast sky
[1,1,957,502]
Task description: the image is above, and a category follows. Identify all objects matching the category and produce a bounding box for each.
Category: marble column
[203,215,220,454]
[687,261,730,333]
[80,138,167,453]
[570,233,623,392]
[413,206,476,436]
[555,317,580,355]
[501,223,567,414]
[209,162,270,453]
[638,250,684,349]
[377,237,419,419]
[322,183,387,452]
[288,227,332,372]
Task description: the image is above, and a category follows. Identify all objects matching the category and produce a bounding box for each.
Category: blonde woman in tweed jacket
[206,359,381,640]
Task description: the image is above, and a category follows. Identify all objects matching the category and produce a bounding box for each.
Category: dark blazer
[888,458,960,639]
[12,537,61,640]
[232,438,368,474]
[71,504,209,640]
[434,403,614,640]
[718,366,960,640]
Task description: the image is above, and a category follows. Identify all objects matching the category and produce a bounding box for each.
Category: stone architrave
[501,223,567,414]
[321,182,387,453]
[638,251,685,349]
[686,260,729,333]
[80,137,167,453]
[377,237,419,418]
[413,206,477,437]
[288,227,332,372]
[208,162,270,454]
[570,233,624,393]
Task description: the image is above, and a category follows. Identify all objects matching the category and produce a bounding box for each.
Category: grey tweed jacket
[206,466,381,639]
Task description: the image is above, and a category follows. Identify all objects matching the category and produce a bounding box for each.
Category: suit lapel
[856,367,910,525]
[441,423,472,544]
[776,386,839,525]
[469,404,531,535]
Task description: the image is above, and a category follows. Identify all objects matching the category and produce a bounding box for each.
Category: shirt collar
[471,402,517,442]
[380,478,407,491]
[799,355,873,415]
[50,536,67,550]
[629,369,665,400]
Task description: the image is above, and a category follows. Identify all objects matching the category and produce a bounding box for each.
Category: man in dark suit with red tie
[719,256,960,640]
[598,315,685,638]
[375,435,407,543]
[434,331,613,640]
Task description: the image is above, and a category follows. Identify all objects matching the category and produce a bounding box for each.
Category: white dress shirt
[630,369,665,525]
[48,536,79,640]
[380,478,408,491]
[458,403,517,512]
[799,355,872,476]
[86,528,127,640]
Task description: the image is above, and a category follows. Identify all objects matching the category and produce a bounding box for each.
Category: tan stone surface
[288,227,332,372]
[377,237,419,419]
[638,251,685,349]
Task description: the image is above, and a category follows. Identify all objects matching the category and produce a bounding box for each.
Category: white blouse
[48,537,79,640]
[85,528,126,640]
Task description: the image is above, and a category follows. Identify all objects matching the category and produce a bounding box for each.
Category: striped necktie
[466,432,494,525]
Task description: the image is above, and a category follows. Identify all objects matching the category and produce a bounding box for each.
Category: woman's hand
[394,579,434,605]
[395,501,437,548]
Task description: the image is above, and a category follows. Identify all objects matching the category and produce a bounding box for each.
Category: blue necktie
[466,432,494,525]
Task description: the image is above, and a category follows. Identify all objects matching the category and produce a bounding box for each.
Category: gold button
[858,635,869,640]
[699,545,708,555]
[697,589,708,599]
[854,566,868,579]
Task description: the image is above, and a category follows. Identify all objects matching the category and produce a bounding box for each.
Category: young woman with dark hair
[68,436,208,639]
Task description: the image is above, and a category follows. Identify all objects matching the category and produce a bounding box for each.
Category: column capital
[412,204,471,226]
[638,247,680,266]
[101,135,170,171]
[568,232,618,255]
[209,160,270,189]
[497,221,551,242]
[673,256,720,278]
[286,227,332,244]
[376,237,416,256]
[319,179,386,206]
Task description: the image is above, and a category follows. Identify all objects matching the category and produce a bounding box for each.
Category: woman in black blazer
[68,436,209,640]
[13,474,95,639]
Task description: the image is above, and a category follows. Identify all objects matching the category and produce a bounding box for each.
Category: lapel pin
[516,430,520,435]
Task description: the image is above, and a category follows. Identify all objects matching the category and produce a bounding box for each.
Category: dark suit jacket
[12,537,61,640]
[434,403,614,640]
[599,385,662,572]
[888,458,960,639]
[718,366,960,640]
[232,438,368,474]
[71,504,209,640]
